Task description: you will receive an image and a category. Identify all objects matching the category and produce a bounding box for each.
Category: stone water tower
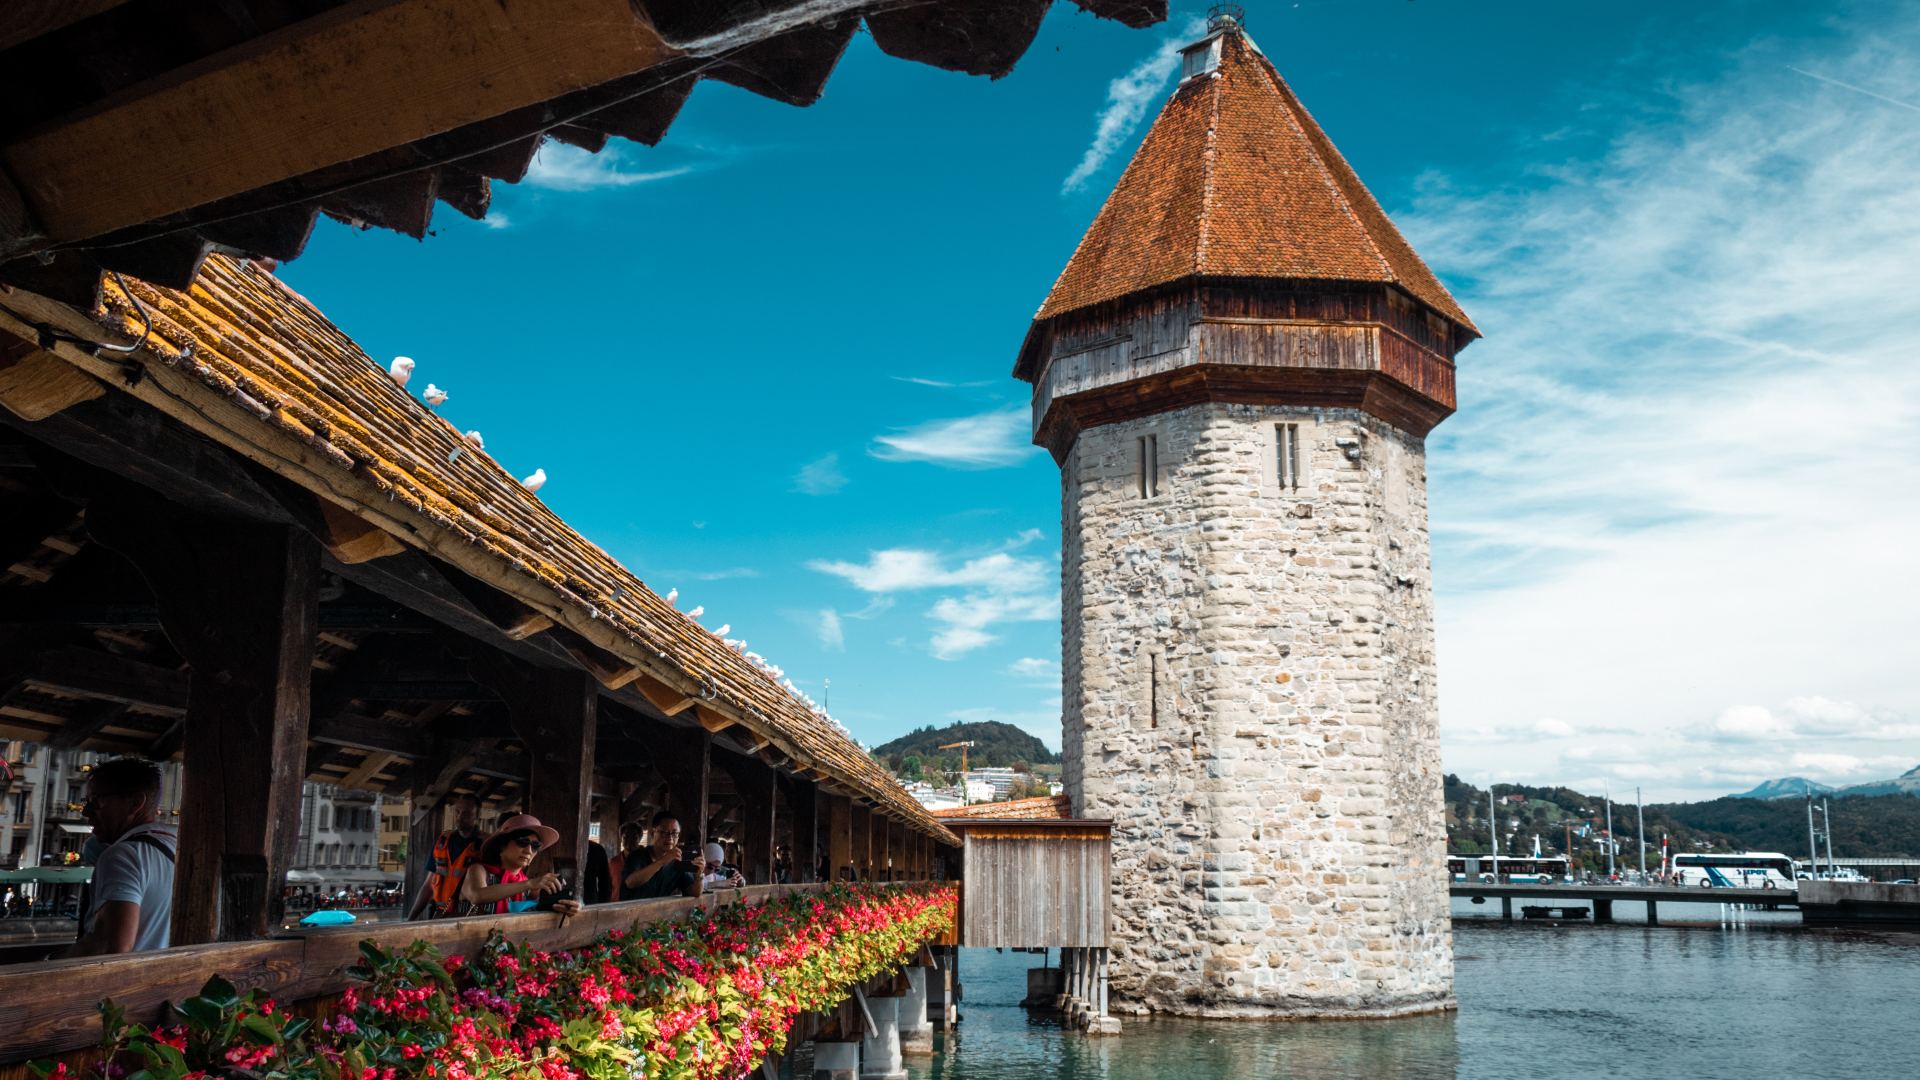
[1013,14,1477,1017]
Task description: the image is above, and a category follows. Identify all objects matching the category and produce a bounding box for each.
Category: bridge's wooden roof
[934,794,1072,820]
[10,254,954,840]
[0,0,1164,308]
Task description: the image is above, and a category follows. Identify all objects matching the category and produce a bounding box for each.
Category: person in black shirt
[621,810,705,899]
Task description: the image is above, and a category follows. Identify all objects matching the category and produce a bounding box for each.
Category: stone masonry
[1060,403,1452,1017]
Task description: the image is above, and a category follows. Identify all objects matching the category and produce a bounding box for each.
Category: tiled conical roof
[1036,27,1475,334]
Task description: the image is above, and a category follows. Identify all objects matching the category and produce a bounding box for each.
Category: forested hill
[873,721,1059,773]
[1443,775,1920,860]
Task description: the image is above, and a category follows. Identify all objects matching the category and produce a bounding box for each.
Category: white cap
[704,842,726,865]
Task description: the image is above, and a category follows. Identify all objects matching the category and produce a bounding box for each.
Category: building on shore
[1016,14,1476,1017]
[0,740,183,871]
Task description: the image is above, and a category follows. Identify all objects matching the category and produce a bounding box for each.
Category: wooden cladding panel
[960,833,1109,948]
[1379,328,1457,410]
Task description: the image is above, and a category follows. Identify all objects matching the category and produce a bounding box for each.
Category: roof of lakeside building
[86,256,954,842]
[933,794,1073,820]
[1032,26,1475,334]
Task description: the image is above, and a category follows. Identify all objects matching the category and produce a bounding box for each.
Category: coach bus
[1671,852,1797,890]
[1448,855,1570,884]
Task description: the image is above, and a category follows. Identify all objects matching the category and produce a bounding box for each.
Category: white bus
[1671,852,1796,891]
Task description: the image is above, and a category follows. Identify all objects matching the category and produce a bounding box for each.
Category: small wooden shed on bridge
[935,795,1118,1032]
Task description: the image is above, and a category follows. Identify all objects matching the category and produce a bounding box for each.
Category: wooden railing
[0,883,838,1066]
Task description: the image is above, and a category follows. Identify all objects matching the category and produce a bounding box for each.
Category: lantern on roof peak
[1206,3,1245,32]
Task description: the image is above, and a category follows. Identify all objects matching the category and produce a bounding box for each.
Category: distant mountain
[1731,777,1835,800]
[1839,763,1920,798]
[872,721,1058,773]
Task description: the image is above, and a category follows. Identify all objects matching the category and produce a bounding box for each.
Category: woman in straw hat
[458,814,581,916]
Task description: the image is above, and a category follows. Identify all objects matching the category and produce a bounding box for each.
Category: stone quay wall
[1060,402,1452,1017]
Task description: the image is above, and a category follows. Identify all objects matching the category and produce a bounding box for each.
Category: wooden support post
[787,775,817,883]
[88,495,319,943]
[404,794,441,907]
[878,816,893,882]
[851,805,872,882]
[828,794,852,882]
[658,729,711,851]
[470,658,598,886]
[717,753,776,885]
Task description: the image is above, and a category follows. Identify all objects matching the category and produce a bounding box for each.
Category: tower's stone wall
[1062,402,1452,1017]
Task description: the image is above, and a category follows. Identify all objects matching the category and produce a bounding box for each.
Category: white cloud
[1419,11,1920,799]
[870,406,1036,469]
[1061,18,1207,194]
[793,452,848,495]
[817,609,845,652]
[480,211,511,230]
[665,566,759,581]
[1712,706,1788,741]
[892,376,992,389]
[1009,657,1060,685]
[1533,718,1575,738]
[808,539,1057,660]
[524,142,693,191]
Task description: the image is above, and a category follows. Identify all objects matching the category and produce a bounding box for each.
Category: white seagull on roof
[463,430,485,450]
[422,383,447,406]
[665,588,678,606]
[713,623,730,638]
[521,468,547,493]
[388,356,415,387]
[687,605,704,619]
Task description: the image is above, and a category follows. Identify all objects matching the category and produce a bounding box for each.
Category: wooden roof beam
[0,0,681,257]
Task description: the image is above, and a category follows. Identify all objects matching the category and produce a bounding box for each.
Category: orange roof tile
[74,257,953,844]
[1035,28,1474,334]
[933,794,1072,820]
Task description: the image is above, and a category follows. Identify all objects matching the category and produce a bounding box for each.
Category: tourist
[607,821,646,901]
[457,814,580,916]
[620,811,705,899]
[773,843,792,884]
[69,757,176,956]
[409,793,483,920]
[702,842,745,890]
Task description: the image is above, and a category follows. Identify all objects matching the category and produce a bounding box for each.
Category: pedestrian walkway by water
[899,920,1920,1079]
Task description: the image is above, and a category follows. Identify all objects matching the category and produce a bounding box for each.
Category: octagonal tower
[1014,16,1478,1017]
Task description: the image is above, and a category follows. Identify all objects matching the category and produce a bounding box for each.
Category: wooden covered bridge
[0,1,1164,1073]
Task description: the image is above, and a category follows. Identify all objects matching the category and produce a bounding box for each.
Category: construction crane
[938,740,976,774]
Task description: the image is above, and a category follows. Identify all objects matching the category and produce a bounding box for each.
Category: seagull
[713,623,731,638]
[422,383,447,406]
[388,356,415,387]
[666,588,679,606]
[687,605,704,619]
[521,468,547,493]
[463,430,485,450]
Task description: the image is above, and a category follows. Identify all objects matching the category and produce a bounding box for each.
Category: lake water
[892,902,1920,1080]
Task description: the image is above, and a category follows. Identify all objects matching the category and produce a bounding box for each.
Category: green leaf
[176,997,223,1030]
[240,1013,281,1042]
[199,975,240,1008]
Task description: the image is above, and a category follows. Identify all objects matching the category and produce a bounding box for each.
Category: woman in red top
[458,814,580,916]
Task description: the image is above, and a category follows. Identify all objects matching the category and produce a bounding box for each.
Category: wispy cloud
[793,452,848,495]
[1009,657,1060,686]
[480,211,511,230]
[1061,18,1206,194]
[1787,65,1920,113]
[808,538,1056,659]
[870,406,1036,469]
[817,609,845,652]
[1413,10,1920,798]
[891,376,993,389]
[525,143,694,192]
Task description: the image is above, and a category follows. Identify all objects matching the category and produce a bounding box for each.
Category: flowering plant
[31,884,953,1080]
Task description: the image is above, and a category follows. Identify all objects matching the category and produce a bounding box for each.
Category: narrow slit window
[1138,434,1159,499]
[1276,423,1302,492]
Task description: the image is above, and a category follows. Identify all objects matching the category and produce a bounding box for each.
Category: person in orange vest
[406,793,482,920]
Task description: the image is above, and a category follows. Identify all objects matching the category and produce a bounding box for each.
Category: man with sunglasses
[70,758,175,956]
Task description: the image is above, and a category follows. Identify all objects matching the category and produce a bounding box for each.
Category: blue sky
[280,1,1920,800]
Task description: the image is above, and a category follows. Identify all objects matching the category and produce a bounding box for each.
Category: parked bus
[1671,852,1796,890]
[1448,855,1570,884]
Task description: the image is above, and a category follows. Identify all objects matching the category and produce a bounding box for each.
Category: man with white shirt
[70,758,176,956]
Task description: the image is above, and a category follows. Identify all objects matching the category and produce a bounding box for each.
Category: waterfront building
[1016,14,1477,1016]
[0,740,183,870]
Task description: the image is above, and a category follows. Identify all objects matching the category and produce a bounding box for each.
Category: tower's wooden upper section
[1015,21,1478,458]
